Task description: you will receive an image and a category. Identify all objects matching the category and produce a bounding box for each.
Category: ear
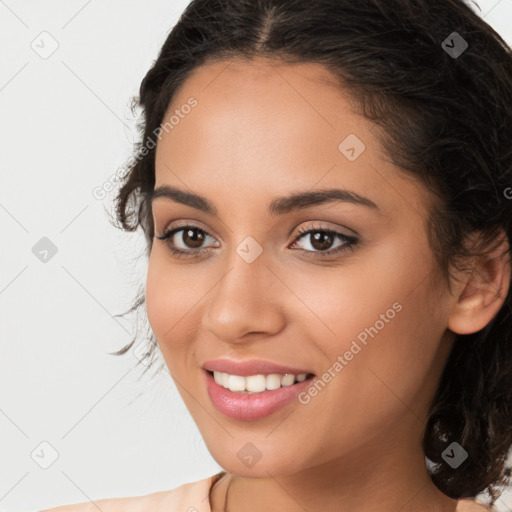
[448,230,511,335]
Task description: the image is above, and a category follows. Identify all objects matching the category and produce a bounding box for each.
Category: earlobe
[448,232,511,336]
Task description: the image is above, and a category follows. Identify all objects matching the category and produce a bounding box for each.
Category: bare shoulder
[39,489,173,512]
[456,499,492,512]
[38,472,223,512]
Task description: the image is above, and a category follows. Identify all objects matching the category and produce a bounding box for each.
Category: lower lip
[204,370,315,421]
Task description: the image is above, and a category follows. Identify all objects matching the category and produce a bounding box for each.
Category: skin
[146,57,508,512]
[39,58,509,512]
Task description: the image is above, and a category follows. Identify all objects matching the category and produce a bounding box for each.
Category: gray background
[1,1,511,510]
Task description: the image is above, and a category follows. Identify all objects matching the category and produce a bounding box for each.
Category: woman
[42,0,512,510]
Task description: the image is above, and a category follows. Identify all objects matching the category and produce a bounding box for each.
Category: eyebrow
[150,185,379,215]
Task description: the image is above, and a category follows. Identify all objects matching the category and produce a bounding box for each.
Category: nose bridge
[215,225,267,287]
[214,237,271,310]
[202,237,285,340]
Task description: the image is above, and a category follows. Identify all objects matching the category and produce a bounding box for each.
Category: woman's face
[146,57,458,477]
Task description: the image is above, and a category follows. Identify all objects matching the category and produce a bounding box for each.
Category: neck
[211,432,458,512]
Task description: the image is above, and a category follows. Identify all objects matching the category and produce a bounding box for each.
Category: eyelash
[155,223,358,260]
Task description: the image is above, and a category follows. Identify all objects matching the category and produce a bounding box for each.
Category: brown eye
[290,226,358,258]
[180,228,206,248]
[309,231,335,251]
[155,224,219,257]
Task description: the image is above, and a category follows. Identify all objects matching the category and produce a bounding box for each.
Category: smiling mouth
[205,370,316,394]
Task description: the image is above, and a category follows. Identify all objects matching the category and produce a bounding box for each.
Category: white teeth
[266,373,282,390]
[246,374,267,393]
[227,374,246,392]
[281,374,295,387]
[212,371,310,393]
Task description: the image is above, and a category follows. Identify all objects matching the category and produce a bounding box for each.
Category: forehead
[156,58,366,174]
[156,56,364,148]
[173,56,344,102]
[153,57,431,220]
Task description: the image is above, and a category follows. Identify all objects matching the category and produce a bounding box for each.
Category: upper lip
[203,359,314,377]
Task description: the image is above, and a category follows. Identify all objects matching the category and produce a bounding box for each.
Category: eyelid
[295,220,357,236]
[159,218,222,240]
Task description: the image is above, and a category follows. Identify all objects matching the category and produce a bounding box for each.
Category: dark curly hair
[108,0,512,507]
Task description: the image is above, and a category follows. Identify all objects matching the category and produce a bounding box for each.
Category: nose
[201,247,286,344]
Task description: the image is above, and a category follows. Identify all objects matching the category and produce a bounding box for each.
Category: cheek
[145,253,193,351]
[294,237,442,388]
[145,254,168,339]
[289,250,412,352]
[145,251,214,361]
